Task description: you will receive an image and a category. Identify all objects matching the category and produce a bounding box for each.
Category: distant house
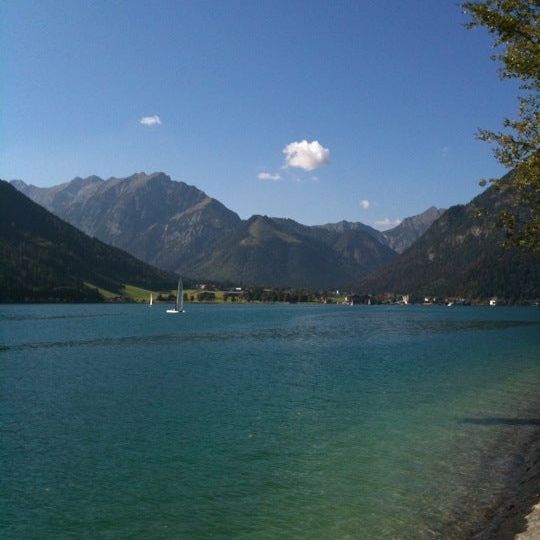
[344,294,371,305]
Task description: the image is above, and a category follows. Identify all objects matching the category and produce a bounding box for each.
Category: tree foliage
[463,0,539,249]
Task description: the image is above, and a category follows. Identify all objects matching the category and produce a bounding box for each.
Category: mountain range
[5,171,539,300]
[12,172,443,289]
[357,181,540,301]
[0,180,177,302]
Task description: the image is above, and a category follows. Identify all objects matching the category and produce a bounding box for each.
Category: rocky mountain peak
[383,207,446,253]
[70,175,103,185]
[9,179,27,190]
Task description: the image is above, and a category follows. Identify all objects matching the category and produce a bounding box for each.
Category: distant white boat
[166,277,185,314]
[149,293,153,306]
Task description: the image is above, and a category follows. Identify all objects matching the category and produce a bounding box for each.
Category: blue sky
[1,0,519,228]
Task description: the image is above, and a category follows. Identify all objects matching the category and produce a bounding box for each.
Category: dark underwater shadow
[461,417,540,426]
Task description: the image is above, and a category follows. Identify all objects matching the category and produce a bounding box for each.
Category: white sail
[149,293,153,306]
[167,277,185,313]
[178,278,184,311]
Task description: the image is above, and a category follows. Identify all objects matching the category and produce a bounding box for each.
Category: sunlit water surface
[1,304,539,539]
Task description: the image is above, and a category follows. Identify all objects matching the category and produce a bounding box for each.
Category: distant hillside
[0,181,177,302]
[357,183,540,301]
[318,209,445,255]
[317,220,388,243]
[382,206,446,253]
[13,173,397,289]
[186,215,397,289]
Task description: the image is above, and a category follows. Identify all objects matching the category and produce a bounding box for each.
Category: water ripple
[1,313,121,322]
[1,319,537,353]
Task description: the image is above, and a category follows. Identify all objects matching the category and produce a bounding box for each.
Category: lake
[1,303,539,539]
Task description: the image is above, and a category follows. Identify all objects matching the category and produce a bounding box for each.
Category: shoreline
[516,502,540,540]
[472,428,540,540]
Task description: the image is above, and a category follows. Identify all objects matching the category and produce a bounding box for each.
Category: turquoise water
[1,304,539,539]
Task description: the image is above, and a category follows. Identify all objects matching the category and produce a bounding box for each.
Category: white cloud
[257,172,281,181]
[283,140,330,171]
[139,115,162,126]
[360,199,370,209]
[374,217,402,230]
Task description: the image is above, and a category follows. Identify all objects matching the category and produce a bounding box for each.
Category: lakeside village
[151,282,539,307]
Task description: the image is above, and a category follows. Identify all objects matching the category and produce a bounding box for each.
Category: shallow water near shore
[1,303,539,539]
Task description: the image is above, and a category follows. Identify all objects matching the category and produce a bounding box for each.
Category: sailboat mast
[180,278,183,311]
[176,278,181,311]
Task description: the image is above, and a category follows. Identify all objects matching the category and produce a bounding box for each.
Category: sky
[1,0,520,229]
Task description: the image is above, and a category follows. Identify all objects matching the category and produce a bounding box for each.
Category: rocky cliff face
[14,172,242,275]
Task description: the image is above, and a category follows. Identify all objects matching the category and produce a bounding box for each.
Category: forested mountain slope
[357,184,540,301]
[0,181,176,302]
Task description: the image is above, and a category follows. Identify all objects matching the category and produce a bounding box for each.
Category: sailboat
[166,277,185,314]
[149,293,153,306]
